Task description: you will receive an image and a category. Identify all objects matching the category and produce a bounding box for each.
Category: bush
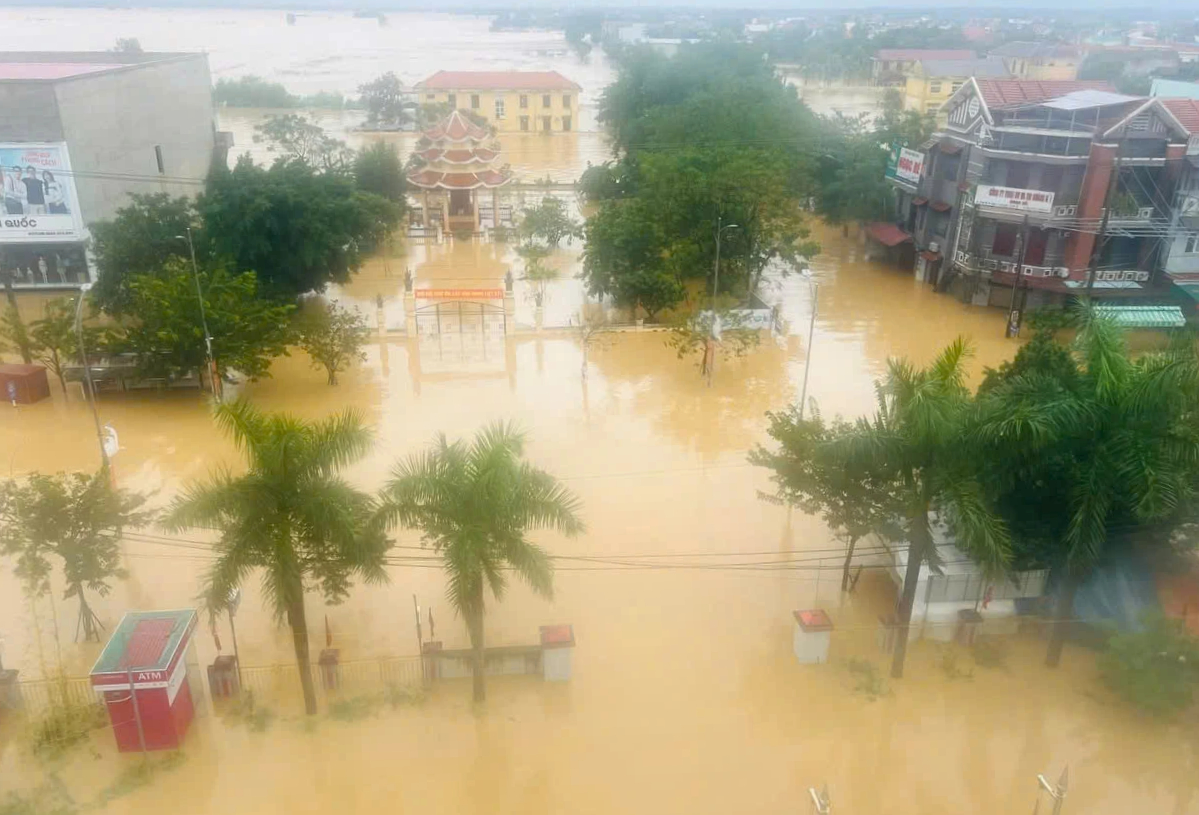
[1099,615,1199,717]
[25,701,107,757]
[971,637,1008,669]
[214,76,299,108]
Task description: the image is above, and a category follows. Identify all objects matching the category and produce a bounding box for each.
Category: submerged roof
[874,48,974,62]
[91,609,197,675]
[990,41,1081,59]
[417,70,580,91]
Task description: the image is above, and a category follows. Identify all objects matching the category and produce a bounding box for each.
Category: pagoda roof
[416,146,499,164]
[407,168,513,190]
[421,109,491,143]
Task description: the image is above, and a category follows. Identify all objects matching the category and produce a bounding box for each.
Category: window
[951,82,963,93]
[542,94,551,108]
[495,97,505,120]
[470,94,480,109]
[1186,233,1199,254]
[563,94,571,108]
[447,93,456,107]
[991,224,1019,256]
[542,116,552,132]
[520,94,528,109]
[562,115,572,132]
[930,81,942,94]
[520,115,529,132]
[926,103,940,114]
[426,94,435,101]
[154,145,164,175]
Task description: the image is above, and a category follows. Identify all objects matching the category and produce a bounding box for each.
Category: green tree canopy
[358,72,409,128]
[353,142,408,205]
[163,400,389,714]
[294,299,371,385]
[518,196,582,248]
[254,114,354,171]
[27,296,102,395]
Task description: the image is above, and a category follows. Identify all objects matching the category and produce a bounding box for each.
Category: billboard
[0,143,85,243]
[885,144,925,186]
[974,184,1055,215]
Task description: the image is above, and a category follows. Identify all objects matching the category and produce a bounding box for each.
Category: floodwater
[1,8,1198,815]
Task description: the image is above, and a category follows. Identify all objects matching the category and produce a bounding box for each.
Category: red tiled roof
[119,618,175,670]
[417,70,580,91]
[1162,99,1199,135]
[406,169,512,190]
[420,109,491,143]
[865,222,912,247]
[874,49,974,62]
[975,79,1116,109]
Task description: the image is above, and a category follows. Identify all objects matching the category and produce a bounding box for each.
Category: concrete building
[904,57,1010,117]
[0,51,217,291]
[882,78,1199,314]
[1152,77,1199,100]
[1159,100,1199,305]
[415,71,580,134]
[870,49,976,87]
[990,42,1083,81]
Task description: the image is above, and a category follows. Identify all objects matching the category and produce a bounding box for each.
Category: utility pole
[1033,766,1069,815]
[177,228,219,401]
[809,784,831,815]
[74,285,109,470]
[1085,139,1123,295]
[1006,214,1032,338]
[707,216,738,388]
[798,270,819,419]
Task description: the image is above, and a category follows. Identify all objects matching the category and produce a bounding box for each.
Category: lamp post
[175,228,219,401]
[707,216,739,387]
[74,283,109,469]
[798,268,819,419]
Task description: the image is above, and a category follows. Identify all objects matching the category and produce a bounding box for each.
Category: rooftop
[1040,89,1143,111]
[990,41,1081,59]
[975,79,1115,110]
[1162,98,1199,135]
[0,51,202,82]
[91,609,197,676]
[919,57,1010,79]
[416,70,580,92]
[874,48,975,63]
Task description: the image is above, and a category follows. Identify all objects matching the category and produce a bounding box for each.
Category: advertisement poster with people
[0,143,84,242]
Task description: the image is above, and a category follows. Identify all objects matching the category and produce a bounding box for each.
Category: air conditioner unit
[1135,270,1150,282]
[1121,271,1138,281]
[928,241,941,253]
[1138,207,1155,220]
[1056,268,1070,279]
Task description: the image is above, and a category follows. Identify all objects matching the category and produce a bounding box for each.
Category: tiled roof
[419,109,491,143]
[975,79,1115,109]
[417,70,580,91]
[990,41,1081,59]
[0,62,133,80]
[406,169,512,190]
[874,49,974,62]
[919,57,1010,78]
[1161,99,1199,135]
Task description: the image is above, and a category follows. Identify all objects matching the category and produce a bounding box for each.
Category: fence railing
[4,675,96,714]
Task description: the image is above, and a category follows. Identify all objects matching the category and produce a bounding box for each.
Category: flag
[428,607,435,639]
[325,614,332,648]
[211,619,222,652]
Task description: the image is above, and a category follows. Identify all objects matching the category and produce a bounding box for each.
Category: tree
[379,422,584,702]
[516,244,556,308]
[200,156,401,298]
[112,38,142,54]
[581,198,683,321]
[27,297,101,395]
[294,300,371,385]
[974,309,1199,666]
[353,142,407,205]
[89,193,198,315]
[0,469,148,642]
[254,114,354,171]
[518,196,581,248]
[358,72,409,129]
[666,303,762,378]
[214,76,300,108]
[116,259,294,382]
[751,406,900,591]
[574,310,612,380]
[163,400,389,715]
[760,339,1011,678]
[0,304,33,365]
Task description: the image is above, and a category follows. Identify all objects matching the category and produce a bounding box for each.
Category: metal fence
[238,655,424,706]
[4,675,96,714]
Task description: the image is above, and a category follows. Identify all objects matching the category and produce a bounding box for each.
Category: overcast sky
[5,0,1199,11]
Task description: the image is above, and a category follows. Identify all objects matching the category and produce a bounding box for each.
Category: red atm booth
[90,609,198,752]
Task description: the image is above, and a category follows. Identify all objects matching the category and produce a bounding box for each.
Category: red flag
[325,614,332,648]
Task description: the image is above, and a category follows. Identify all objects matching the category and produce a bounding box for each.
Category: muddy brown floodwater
[3,224,1198,815]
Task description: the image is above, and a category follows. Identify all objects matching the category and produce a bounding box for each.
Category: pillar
[492,189,500,227]
[422,191,430,228]
[1063,142,1116,275]
[404,290,417,337]
[472,191,480,231]
[441,196,450,234]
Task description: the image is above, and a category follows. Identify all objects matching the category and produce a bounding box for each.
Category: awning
[865,222,912,247]
[1172,282,1199,304]
[931,200,953,212]
[912,196,929,206]
[1093,305,1186,328]
[938,141,962,155]
[920,250,942,261]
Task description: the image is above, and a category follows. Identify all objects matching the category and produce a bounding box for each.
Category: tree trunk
[1045,572,1081,668]
[890,506,930,679]
[287,594,318,715]
[466,608,486,703]
[327,366,337,385]
[2,273,32,365]
[841,535,859,593]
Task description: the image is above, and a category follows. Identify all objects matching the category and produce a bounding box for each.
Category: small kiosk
[540,624,575,681]
[90,609,199,752]
[792,609,833,664]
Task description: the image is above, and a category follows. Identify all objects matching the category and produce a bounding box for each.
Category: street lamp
[798,268,819,419]
[175,228,219,401]
[74,283,109,469]
[707,217,739,388]
[711,216,739,307]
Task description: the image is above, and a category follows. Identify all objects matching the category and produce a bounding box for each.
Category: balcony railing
[954,250,1069,279]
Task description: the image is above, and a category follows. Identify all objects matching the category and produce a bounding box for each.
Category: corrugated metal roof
[90,609,197,675]
[1041,89,1143,110]
[1093,305,1186,328]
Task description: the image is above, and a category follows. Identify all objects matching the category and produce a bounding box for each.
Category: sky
[4,1,1198,11]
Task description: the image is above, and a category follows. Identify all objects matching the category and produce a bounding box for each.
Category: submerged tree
[518,196,581,248]
[163,401,389,715]
[27,297,103,395]
[379,422,584,702]
[294,300,371,385]
[0,470,149,642]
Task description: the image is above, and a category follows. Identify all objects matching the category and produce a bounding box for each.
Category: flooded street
[0,8,1197,814]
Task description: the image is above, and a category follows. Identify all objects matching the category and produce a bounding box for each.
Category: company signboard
[974,184,1055,215]
[0,143,85,243]
[885,144,925,186]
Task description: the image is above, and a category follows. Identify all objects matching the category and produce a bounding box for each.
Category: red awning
[865,222,912,247]
[938,141,963,155]
[931,200,953,212]
[920,250,942,261]
[912,196,929,206]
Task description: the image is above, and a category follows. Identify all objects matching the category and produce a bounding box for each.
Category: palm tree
[163,400,389,714]
[975,309,1199,666]
[829,338,1011,678]
[379,422,584,702]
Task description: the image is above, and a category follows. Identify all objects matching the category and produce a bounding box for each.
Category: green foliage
[517,244,557,307]
[353,142,407,205]
[27,297,100,395]
[518,196,581,248]
[163,400,389,714]
[24,699,107,757]
[254,114,354,171]
[582,198,684,320]
[1100,615,1199,717]
[0,782,76,815]
[0,303,33,364]
[764,23,972,81]
[116,259,294,381]
[938,645,974,680]
[221,691,274,732]
[578,160,633,202]
[846,658,888,700]
[384,683,426,708]
[379,422,584,702]
[971,637,1008,670]
[93,752,186,806]
[294,300,371,385]
[358,72,409,129]
[111,37,142,54]
[215,76,299,108]
[666,304,762,375]
[200,156,401,298]
[89,193,198,315]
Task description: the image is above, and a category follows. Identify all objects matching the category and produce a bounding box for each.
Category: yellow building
[414,70,581,134]
[871,49,975,86]
[990,42,1082,81]
[904,57,1011,118]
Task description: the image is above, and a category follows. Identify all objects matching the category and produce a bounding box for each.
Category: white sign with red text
[975,185,1055,215]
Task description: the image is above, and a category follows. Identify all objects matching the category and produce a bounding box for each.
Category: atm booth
[90,609,199,752]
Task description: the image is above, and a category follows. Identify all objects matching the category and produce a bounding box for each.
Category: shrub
[1099,615,1199,717]
[26,701,107,757]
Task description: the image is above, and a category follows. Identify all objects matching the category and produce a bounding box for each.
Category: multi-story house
[884,78,1199,312]
[870,49,975,87]
[990,42,1083,80]
[903,57,1010,118]
[1159,100,1199,306]
[414,71,581,134]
